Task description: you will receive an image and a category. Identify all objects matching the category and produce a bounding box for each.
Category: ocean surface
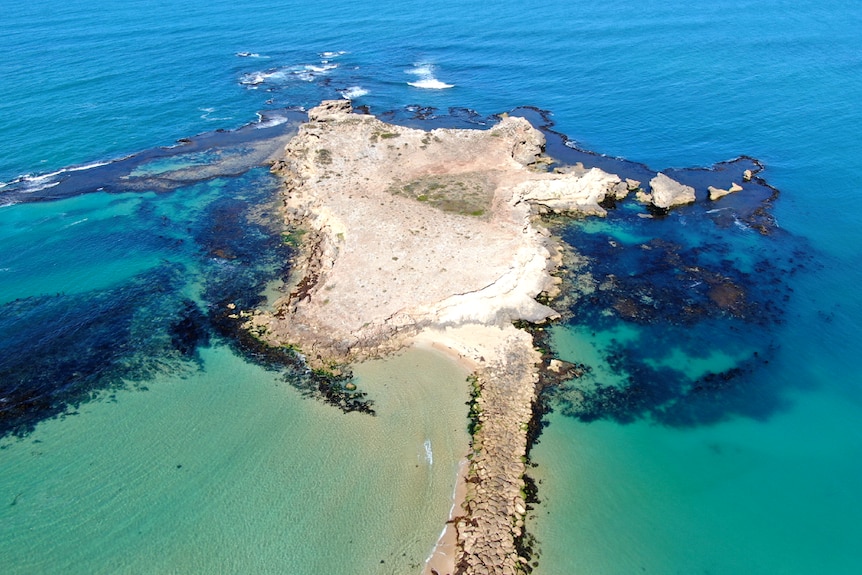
[2,1,861,573]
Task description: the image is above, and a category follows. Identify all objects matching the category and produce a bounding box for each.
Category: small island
[242,100,740,574]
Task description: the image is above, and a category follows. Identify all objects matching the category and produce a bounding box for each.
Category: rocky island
[242,100,746,574]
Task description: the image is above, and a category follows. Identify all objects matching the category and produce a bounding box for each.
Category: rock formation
[642,172,696,209]
[246,101,736,574]
[708,182,744,201]
[251,101,622,367]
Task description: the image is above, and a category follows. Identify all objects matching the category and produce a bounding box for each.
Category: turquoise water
[0,345,470,574]
[2,0,862,573]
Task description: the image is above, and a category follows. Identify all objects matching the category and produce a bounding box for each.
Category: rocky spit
[243,100,729,574]
[455,332,540,575]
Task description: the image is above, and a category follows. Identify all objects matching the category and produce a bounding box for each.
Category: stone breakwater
[244,100,724,573]
[456,331,540,575]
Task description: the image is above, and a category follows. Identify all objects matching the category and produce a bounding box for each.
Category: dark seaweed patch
[0,264,201,438]
[545,176,814,428]
[208,304,374,415]
[551,342,789,428]
[169,300,211,356]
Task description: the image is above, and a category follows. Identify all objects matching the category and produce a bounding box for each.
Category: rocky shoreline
[242,100,750,574]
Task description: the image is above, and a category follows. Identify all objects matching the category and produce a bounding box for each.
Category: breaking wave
[408,78,455,89]
[1,161,113,195]
[406,63,454,89]
[240,62,339,87]
[340,86,368,100]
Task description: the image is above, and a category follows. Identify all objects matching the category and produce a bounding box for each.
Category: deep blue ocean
[2,1,862,573]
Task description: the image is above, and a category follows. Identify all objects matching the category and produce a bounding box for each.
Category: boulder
[492,116,546,166]
[648,172,696,209]
[308,99,354,122]
[708,182,744,201]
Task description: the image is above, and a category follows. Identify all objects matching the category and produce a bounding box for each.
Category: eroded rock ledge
[242,100,691,574]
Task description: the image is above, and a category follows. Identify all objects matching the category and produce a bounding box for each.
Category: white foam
[408,78,454,90]
[407,64,434,77]
[254,113,289,129]
[4,160,112,194]
[423,439,433,466]
[36,160,110,180]
[305,63,338,73]
[340,86,368,100]
[732,216,752,232]
[239,72,267,86]
[406,62,454,89]
[199,107,233,122]
[20,180,60,193]
[294,63,338,82]
[236,52,265,58]
[240,69,289,86]
[319,50,347,59]
[242,60,339,87]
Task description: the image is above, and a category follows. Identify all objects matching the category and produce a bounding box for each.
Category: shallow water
[0,345,468,575]
[531,390,862,574]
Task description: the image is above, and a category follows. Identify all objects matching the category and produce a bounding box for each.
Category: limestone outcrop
[643,172,696,209]
[253,101,620,366]
[708,182,744,201]
[515,167,621,217]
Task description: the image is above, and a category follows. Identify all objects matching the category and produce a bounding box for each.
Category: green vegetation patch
[281,228,307,247]
[388,171,495,217]
[369,130,401,143]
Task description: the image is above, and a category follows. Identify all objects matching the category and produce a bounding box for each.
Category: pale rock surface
[708,182,744,201]
[647,172,696,209]
[253,101,619,365]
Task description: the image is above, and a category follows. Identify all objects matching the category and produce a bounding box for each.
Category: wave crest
[405,62,454,90]
[340,86,368,100]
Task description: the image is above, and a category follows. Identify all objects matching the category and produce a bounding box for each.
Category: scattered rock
[708,182,744,201]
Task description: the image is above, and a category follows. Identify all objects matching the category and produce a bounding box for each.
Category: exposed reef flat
[244,100,770,574]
